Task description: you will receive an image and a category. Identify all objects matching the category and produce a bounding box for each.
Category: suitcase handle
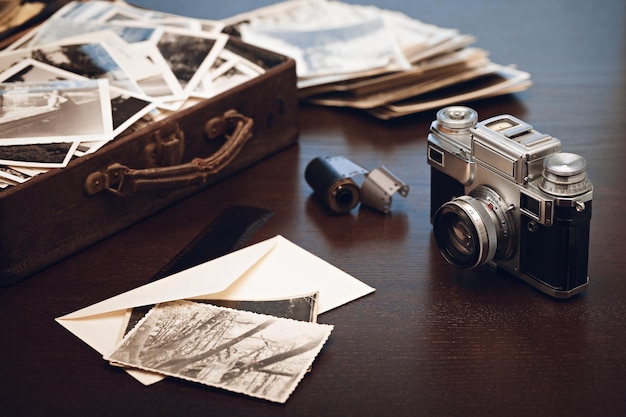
[85,110,253,196]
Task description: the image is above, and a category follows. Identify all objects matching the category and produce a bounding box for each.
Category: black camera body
[427,106,593,298]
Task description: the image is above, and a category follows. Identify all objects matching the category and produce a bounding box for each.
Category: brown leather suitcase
[0,38,299,285]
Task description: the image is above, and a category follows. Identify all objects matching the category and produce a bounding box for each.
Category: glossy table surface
[2,1,625,416]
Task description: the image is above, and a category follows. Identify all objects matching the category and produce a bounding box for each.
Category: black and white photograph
[0,142,78,168]
[121,292,320,343]
[210,60,264,97]
[22,41,138,96]
[0,40,143,96]
[8,165,46,178]
[192,52,234,98]
[208,51,237,79]
[135,44,185,108]
[106,300,332,403]
[109,86,156,137]
[54,30,163,84]
[0,165,31,184]
[0,58,86,84]
[193,48,265,98]
[206,293,320,323]
[0,59,155,143]
[0,79,113,145]
[0,48,34,75]
[73,140,108,158]
[151,27,228,97]
[35,41,142,95]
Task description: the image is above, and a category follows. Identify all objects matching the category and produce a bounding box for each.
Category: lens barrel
[433,186,514,269]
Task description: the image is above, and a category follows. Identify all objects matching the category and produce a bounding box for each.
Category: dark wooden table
[2,1,625,416]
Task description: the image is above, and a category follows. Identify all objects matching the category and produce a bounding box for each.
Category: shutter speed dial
[538,152,592,197]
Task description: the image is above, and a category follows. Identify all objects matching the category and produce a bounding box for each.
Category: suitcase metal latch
[143,123,185,168]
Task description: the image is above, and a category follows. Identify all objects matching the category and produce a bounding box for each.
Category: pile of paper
[224,0,531,119]
[0,1,265,189]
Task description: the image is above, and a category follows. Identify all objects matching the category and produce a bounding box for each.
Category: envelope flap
[58,235,281,320]
[204,235,375,314]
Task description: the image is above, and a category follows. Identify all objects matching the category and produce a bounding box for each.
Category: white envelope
[56,235,374,384]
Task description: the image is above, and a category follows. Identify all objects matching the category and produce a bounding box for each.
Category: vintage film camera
[427,106,593,298]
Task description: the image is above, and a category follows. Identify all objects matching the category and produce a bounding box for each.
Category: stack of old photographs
[0,0,266,190]
[223,0,531,119]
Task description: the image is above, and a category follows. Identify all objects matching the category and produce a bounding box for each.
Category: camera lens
[434,200,493,268]
[433,186,514,269]
[443,211,475,260]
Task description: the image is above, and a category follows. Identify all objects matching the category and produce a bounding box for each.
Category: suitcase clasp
[143,122,185,168]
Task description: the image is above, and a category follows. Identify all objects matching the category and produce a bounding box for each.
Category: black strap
[152,204,273,280]
[124,204,273,333]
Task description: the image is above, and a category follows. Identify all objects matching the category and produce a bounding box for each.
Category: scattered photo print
[122,292,320,342]
[211,60,264,97]
[32,41,143,95]
[9,165,46,177]
[73,140,108,158]
[109,86,156,137]
[0,165,31,183]
[0,60,154,140]
[0,179,12,189]
[135,44,184,106]
[106,300,332,403]
[0,142,78,168]
[151,27,228,96]
[0,41,143,95]
[0,58,86,84]
[0,79,112,145]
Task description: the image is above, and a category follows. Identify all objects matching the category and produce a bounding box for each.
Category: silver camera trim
[426,106,477,186]
[470,114,562,185]
[519,187,554,225]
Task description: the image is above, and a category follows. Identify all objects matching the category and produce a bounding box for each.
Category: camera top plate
[471,114,562,184]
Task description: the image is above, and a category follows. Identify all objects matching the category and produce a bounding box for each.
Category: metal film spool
[327,178,360,214]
